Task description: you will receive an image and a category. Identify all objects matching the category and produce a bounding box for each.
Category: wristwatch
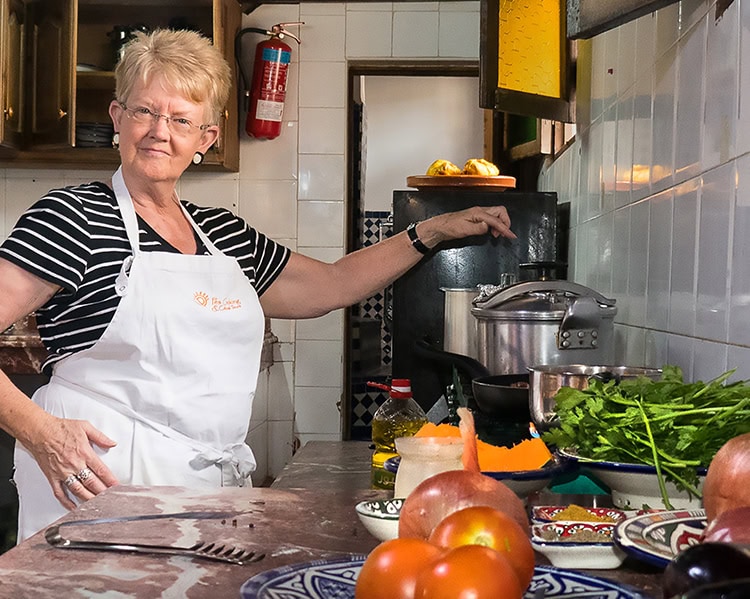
[406,222,430,255]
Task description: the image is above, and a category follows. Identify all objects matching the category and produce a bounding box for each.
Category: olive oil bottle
[369,379,428,491]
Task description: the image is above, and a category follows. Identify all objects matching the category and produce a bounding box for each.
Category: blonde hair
[114,29,231,124]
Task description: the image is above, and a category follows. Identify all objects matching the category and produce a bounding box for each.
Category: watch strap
[407,222,430,255]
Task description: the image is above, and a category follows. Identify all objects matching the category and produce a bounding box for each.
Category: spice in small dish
[551,504,617,523]
[532,504,626,523]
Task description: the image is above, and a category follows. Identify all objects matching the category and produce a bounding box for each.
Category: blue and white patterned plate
[613,509,707,568]
[240,557,652,598]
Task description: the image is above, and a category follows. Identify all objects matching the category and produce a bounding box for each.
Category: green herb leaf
[541,365,750,506]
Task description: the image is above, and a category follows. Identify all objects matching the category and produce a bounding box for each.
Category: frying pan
[413,340,530,421]
[471,374,530,420]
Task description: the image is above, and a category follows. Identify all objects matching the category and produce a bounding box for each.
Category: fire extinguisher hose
[235,27,271,111]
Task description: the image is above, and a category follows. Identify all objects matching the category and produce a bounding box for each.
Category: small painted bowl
[531,522,626,570]
[355,498,402,541]
[532,505,627,524]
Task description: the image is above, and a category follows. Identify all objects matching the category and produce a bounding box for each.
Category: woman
[0,29,515,541]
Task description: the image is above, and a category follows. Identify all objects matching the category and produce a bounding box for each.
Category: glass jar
[393,436,464,498]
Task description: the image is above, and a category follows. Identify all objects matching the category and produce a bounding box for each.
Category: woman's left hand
[416,206,516,248]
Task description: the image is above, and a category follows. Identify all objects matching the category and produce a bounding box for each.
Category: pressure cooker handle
[472,280,616,310]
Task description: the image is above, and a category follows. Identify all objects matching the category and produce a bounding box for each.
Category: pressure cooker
[469,280,617,375]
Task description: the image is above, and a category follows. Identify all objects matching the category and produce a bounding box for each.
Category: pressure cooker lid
[470,280,617,321]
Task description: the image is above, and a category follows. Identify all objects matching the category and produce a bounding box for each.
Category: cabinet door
[0,0,25,153]
[28,0,74,149]
[205,0,240,171]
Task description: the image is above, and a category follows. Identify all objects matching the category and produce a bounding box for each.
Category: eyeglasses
[119,103,211,136]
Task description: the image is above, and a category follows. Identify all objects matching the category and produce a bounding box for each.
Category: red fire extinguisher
[236,23,303,141]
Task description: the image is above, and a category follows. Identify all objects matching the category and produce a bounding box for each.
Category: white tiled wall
[0,2,481,484]
[540,0,750,384]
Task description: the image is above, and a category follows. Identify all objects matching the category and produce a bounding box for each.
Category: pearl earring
[192,151,205,165]
[112,132,120,149]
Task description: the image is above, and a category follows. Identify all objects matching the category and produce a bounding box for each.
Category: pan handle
[590,371,621,384]
[413,339,491,380]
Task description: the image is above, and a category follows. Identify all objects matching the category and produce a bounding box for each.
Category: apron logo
[194,291,209,307]
[194,291,242,312]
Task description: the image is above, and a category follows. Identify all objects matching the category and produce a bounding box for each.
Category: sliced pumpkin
[414,421,553,472]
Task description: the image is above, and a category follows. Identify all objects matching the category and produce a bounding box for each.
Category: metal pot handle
[472,279,616,310]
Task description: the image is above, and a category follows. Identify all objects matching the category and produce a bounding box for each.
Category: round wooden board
[406,175,517,189]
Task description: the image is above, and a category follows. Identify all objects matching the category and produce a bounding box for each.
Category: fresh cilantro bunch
[542,365,750,508]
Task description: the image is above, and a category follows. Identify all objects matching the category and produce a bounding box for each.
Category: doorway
[343,62,486,440]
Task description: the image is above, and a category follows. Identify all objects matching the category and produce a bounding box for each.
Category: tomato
[414,545,523,599]
[355,538,445,599]
[427,505,535,590]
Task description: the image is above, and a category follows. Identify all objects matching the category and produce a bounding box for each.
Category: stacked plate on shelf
[75,122,114,148]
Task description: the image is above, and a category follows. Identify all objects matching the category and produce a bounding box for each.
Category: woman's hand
[415,205,516,249]
[28,413,119,510]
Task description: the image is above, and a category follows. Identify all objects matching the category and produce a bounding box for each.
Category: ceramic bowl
[559,449,705,510]
[578,461,704,510]
[531,522,627,570]
[532,505,627,524]
[484,455,570,498]
[355,498,401,541]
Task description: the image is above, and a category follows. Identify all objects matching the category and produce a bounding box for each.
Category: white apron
[14,167,264,541]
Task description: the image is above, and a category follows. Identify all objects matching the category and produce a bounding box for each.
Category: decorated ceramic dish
[613,508,707,568]
[531,523,627,570]
[559,449,705,510]
[240,558,651,598]
[354,498,402,541]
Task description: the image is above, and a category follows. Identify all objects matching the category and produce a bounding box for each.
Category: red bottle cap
[390,378,412,398]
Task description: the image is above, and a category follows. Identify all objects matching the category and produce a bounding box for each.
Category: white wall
[540,0,750,384]
[0,2,482,484]
[362,75,484,211]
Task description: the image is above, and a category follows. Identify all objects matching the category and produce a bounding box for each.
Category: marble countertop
[0,441,664,598]
[0,485,382,597]
[0,316,47,374]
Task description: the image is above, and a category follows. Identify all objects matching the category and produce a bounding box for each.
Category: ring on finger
[63,474,78,488]
[77,467,93,482]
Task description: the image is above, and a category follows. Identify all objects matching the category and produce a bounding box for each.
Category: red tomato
[414,544,523,599]
[355,538,445,599]
[428,505,535,590]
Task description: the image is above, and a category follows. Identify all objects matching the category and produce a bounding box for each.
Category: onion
[702,506,750,545]
[703,432,750,523]
[397,469,529,539]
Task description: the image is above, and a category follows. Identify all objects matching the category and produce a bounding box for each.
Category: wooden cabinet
[0,0,25,154]
[0,0,240,171]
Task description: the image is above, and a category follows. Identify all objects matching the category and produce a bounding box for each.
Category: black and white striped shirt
[0,181,290,373]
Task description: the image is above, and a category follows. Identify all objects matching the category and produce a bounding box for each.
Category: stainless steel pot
[528,364,663,431]
[470,280,618,376]
[441,287,480,360]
